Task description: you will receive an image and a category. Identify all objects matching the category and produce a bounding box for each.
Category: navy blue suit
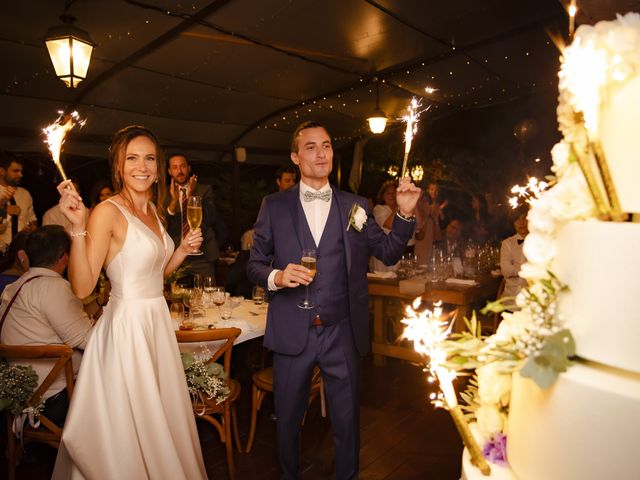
[247,184,414,479]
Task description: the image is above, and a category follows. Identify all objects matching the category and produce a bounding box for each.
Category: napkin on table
[367,271,397,280]
[445,278,478,287]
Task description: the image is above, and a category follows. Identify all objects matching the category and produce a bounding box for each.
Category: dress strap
[105,198,132,220]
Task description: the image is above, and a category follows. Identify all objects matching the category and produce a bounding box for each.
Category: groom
[247,121,420,479]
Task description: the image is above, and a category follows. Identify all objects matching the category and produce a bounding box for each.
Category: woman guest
[88,179,114,211]
[52,126,207,479]
[500,205,529,310]
[414,181,447,265]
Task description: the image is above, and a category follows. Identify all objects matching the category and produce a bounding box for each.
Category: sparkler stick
[43,111,84,182]
[401,98,421,178]
[569,0,577,39]
[591,141,626,222]
[402,301,491,475]
[570,142,610,219]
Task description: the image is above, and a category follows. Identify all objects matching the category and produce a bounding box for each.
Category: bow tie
[517,238,524,245]
[303,190,331,202]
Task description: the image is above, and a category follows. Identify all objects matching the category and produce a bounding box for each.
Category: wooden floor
[1,354,462,480]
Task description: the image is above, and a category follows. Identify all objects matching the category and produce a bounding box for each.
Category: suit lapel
[288,185,304,251]
[332,186,352,275]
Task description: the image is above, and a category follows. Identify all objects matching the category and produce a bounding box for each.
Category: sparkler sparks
[400,97,429,178]
[43,111,85,181]
[508,176,549,208]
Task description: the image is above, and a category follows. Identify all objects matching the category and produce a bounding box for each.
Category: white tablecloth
[176,299,267,355]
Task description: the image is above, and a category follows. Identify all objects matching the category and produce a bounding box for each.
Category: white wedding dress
[53,200,207,479]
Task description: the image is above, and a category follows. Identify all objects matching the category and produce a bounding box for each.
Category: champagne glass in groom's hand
[298,249,317,309]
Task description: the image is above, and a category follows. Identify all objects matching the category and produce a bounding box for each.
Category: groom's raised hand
[396,176,422,217]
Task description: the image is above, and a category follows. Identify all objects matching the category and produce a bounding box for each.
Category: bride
[52,125,207,479]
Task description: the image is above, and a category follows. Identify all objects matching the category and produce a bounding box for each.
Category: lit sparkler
[508,176,549,209]
[43,111,85,181]
[569,0,578,38]
[402,300,491,475]
[400,97,429,178]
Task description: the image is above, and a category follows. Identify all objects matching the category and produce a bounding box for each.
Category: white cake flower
[475,404,505,441]
[523,232,556,268]
[493,310,532,343]
[477,364,511,407]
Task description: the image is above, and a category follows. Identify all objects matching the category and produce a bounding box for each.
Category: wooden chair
[176,328,242,479]
[245,365,325,453]
[0,344,75,480]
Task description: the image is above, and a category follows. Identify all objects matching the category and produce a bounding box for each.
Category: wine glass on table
[187,195,203,256]
[298,249,317,309]
[211,286,226,322]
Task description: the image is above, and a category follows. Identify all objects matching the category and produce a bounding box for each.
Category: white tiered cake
[462,12,640,480]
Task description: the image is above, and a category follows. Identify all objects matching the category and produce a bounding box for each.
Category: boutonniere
[347,203,367,232]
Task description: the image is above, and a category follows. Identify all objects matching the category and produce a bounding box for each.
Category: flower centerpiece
[181,349,230,409]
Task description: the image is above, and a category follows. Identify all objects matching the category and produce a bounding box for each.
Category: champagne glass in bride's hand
[298,249,317,309]
[211,286,226,322]
[187,195,203,256]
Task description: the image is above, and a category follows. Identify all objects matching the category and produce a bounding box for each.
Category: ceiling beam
[71,0,234,106]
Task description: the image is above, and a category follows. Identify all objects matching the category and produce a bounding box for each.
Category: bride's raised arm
[58,180,115,298]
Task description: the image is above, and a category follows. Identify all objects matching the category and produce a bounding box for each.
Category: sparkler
[402,300,491,475]
[508,176,549,209]
[400,97,428,178]
[43,111,85,182]
[569,0,577,38]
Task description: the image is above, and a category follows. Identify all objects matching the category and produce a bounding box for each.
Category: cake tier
[507,362,640,480]
[553,220,640,373]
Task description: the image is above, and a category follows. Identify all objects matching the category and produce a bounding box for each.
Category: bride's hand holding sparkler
[57,179,87,230]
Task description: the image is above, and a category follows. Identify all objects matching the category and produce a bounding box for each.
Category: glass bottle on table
[187,195,203,256]
[298,249,317,309]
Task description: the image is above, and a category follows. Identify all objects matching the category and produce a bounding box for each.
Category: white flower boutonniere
[347,203,367,232]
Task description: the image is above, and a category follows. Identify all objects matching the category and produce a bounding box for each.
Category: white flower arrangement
[181,349,230,408]
[346,203,367,232]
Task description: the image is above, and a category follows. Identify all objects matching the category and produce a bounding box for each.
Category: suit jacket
[166,183,227,264]
[247,184,414,356]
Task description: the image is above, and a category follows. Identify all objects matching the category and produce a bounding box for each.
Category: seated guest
[0,230,29,294]
[370,180,407,272]
[500,206,529,309]
[0,225,96,427]
[436,218,465,259]
[466,193,493,244]
[43,177,88,232]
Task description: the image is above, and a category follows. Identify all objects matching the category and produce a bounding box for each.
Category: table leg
[372,296,387,366]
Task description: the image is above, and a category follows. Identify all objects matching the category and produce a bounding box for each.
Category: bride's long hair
[108,125,167,225]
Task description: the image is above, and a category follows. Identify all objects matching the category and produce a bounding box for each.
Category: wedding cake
[461,12,640,480]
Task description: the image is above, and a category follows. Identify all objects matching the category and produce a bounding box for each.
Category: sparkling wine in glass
[187,195,203,256]
[211,286,226,322]
[298,249,317,309]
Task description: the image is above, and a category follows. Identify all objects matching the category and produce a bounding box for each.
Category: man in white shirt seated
[42,177,89,233]
[499,205,529,309]
[0,225,96,426]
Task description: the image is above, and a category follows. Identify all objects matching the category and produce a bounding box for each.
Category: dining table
[367,273,502,366]
[174,298,267,355]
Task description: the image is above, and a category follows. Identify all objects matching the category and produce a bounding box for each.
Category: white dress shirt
[500,234,527,308]
[267,181,332,290]
[0,186,37,251]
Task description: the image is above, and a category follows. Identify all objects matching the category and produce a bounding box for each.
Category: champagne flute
[298,249,317,309]
[211,286,226,322]
[187,195,203,256]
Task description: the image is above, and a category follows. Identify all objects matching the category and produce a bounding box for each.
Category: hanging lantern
[367,80,388,134]
[45,15,94,88]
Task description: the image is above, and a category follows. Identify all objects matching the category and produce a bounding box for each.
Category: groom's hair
[290,121,330,153]
[26,225,71,268]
